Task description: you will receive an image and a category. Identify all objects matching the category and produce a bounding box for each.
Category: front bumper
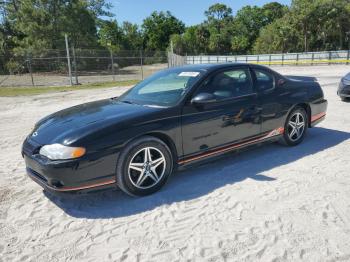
[338,81,350,97]
[22,138,117,193]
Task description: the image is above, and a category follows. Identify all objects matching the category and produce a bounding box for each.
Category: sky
[108,0,292,26]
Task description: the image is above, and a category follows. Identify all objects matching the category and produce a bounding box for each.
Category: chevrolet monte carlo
[22,63,327,196]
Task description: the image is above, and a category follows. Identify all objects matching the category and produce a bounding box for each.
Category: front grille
[340,89,350,95]
[27,168,48,183]
[22,138,41,156]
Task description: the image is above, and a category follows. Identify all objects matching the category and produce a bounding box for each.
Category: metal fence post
[27,54,35,86]
[200,56,202,64]
[328,51,331,65]
[72,46,79,85]
[65,34,73,86]
[110,50,115,81]
[269,55,271,66]
[257,55,259,64]
[140,50,144,80]
[296,54,299,65]
[347,50,350,65]
[282,53,284,66]
[311,53,314,66]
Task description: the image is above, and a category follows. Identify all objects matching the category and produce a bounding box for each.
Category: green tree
[204,3,232,21]
[120,22,143,50]
[3,0,111,54]
[142,11,185,51]
[261,2,288,24]
[204,3,233,54]
[98,19,123,52]
[232,3,286,54]
[253,0,350,53]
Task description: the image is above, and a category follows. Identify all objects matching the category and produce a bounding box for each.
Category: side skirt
[178,127,284,166]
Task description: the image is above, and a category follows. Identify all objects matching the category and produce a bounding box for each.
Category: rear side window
[254,69,274,91]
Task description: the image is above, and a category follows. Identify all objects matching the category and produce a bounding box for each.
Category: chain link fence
[3,48,349,87]
[0,49,169,87]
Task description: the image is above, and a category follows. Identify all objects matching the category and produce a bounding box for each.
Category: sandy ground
[0,65,350,262]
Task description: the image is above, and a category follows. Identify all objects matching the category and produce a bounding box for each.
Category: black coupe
[22,63,327,196]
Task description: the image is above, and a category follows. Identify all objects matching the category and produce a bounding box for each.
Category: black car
[338,72,350,101]
[22,63,327,196]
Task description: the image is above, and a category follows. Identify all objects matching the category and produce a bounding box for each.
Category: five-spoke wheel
[116,136,173,196]
[128,147,166,189]
[287,112,305,142]
[280,107,308,146]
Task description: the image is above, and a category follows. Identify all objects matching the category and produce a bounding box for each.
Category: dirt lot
[0,65,350,261]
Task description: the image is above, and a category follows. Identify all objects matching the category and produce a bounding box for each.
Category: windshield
[118,69,204,106]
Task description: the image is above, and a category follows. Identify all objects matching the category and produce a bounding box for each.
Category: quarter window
[254,70,275,91]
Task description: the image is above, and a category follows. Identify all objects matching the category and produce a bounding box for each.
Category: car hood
[30,99,160,145]
[344,73,350,81]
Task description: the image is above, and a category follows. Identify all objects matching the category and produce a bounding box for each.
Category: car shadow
[45,127,350,219]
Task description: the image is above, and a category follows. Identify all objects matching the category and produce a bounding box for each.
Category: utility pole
[140,49,144,80]
[65,34,73,86]
[346,32,350,65]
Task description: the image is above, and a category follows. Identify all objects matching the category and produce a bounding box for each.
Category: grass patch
[0,80,139,97]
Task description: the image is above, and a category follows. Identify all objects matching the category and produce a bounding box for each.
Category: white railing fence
[169,50,350,67]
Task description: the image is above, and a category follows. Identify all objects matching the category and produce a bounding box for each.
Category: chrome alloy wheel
[128,147,166,189]
[288,112,305,141]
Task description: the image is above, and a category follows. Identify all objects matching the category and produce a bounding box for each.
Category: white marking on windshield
[178,72,200,77]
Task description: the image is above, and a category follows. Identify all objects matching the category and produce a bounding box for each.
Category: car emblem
[32,131,38,137]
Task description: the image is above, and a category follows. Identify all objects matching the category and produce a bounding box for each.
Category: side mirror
[191,92,217,105]
[277,79,286,86]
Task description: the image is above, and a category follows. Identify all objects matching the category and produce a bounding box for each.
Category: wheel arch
[145,132,178,160]
[296,103,312,127]
[123,132,179,169]
[287,103,311,128]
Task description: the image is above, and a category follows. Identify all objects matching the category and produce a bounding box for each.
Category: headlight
[39,144,86,160]
[343,78,350,86]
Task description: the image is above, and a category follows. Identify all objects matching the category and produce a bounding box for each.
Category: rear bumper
[310,99,327,127]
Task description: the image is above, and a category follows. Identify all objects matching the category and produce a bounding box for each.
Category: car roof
[170,63,271,73]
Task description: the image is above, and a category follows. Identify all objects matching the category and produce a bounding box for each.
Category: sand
[0,65,350,262]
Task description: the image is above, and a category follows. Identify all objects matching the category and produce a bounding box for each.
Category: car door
[252,67,285,133]
[181,66,261,158]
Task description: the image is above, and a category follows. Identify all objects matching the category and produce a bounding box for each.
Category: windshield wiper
[120,100,136,105]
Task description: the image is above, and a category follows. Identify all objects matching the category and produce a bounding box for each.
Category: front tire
[280,107,307,146]
[116,136,173,196]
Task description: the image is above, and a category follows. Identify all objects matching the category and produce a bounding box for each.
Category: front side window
[119,69,203,106]
[254,69,275,91]
[196,68,253,100]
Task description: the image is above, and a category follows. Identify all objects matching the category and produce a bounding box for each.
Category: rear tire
[116,136,173,197]
[279,107,307,146]
[341,96,348,102]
